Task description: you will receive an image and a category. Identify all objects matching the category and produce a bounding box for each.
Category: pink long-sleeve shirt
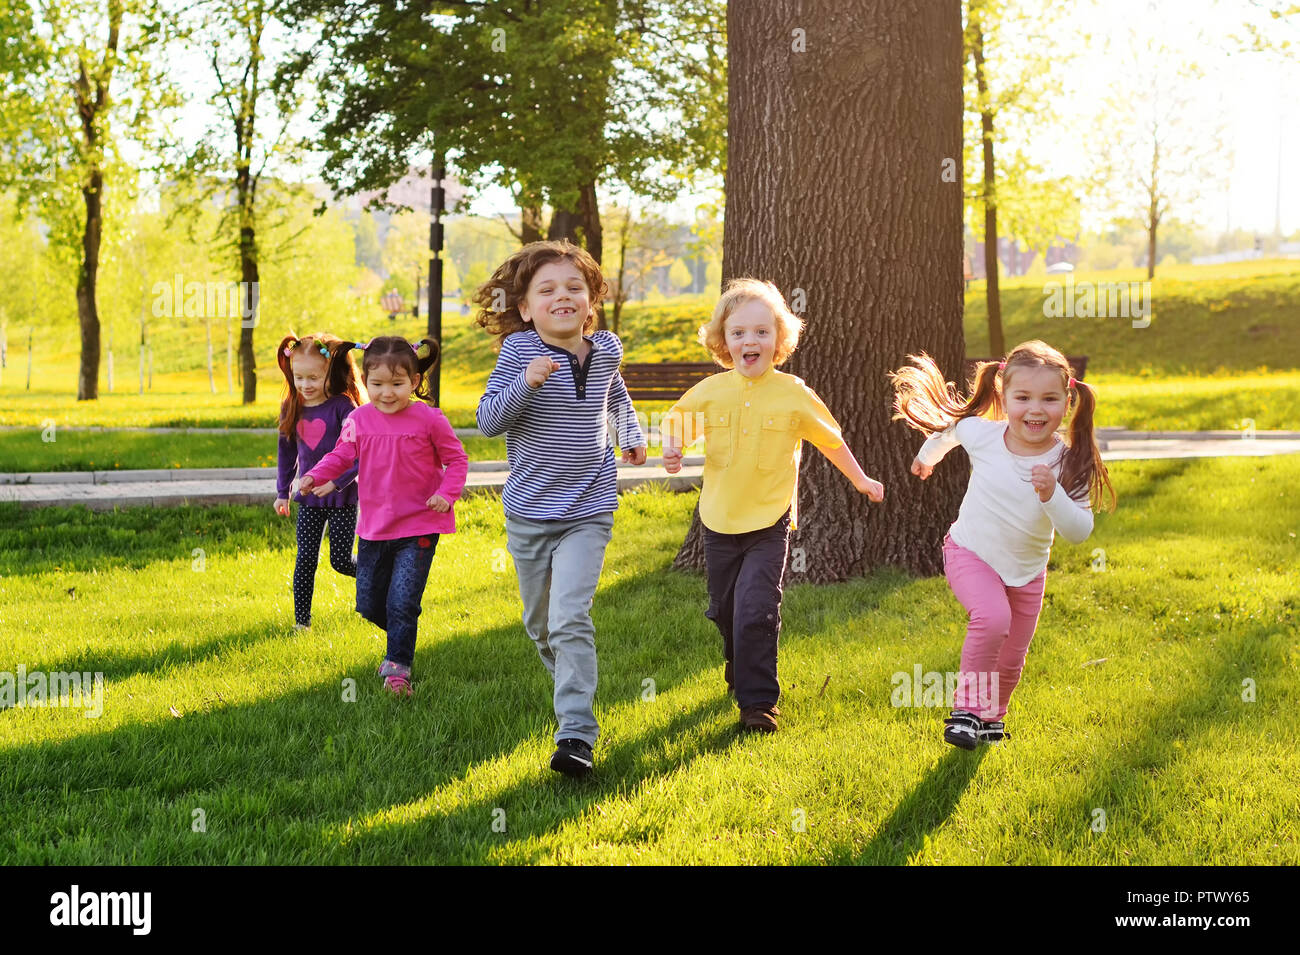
[307,401,469,541]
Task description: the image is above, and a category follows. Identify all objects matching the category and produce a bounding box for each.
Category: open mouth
[551,306,576,317]
[741,350,761,364]
[1024,420,1048,433]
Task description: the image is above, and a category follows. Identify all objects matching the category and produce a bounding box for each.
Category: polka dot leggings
[293,504,358,627]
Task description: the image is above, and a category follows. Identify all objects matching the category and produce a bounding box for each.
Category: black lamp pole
[427,149,446,407]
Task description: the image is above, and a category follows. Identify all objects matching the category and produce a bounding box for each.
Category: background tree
[291,0,725,265]
[964,0,1079,357]
[0,0,174,400]
[172,0,323,404]
[674,0,967,582]
[1089,34,1226,280]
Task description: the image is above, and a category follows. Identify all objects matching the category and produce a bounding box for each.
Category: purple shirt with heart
[276,394,360,508]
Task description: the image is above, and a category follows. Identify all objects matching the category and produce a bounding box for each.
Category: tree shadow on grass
[0,566,760,863]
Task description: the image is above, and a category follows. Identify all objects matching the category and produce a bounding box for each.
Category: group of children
[273,239,1115,776]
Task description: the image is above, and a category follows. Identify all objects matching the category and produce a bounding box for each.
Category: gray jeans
[504,511,615,746]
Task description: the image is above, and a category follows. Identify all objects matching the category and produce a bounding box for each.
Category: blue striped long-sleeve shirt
[477,329,646,521]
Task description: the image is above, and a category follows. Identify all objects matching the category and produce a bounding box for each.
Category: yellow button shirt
[665,366,845,534]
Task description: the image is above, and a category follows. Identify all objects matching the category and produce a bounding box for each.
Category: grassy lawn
[0,456,1295,864]
[0,430,509,473]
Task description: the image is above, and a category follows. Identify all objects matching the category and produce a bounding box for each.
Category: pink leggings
[942,535,1046,721]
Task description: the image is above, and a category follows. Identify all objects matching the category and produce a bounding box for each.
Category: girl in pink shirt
[300,336,469,697]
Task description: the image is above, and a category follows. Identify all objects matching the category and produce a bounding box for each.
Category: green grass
[0,430,509,473]
[1,456,1296,864]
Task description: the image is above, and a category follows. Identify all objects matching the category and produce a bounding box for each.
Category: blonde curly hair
[697,278,804,368]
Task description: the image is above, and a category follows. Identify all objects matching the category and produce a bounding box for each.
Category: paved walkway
[3,432,1298,510]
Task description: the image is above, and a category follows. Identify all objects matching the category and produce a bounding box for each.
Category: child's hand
[525,357,561,388]
[313,480,337,497]
[274,498,290,516]
[297,475,316,495]
[858,477,885,502]
[621,445,647,465]
[662,446,683,474]
[1030,464,1056,502]
[427,494,451,513]
[910,458,934,480]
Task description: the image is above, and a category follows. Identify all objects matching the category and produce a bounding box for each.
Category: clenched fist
[525,357,561,388]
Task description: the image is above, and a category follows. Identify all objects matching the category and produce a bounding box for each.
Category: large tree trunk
[674,0,967,582]
[969,10,1004,357]
[76,167,103,400]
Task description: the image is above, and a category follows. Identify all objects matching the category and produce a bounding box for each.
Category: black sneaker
[978,719,1011,744]
[550,738,594,777]
[943,710,981,750]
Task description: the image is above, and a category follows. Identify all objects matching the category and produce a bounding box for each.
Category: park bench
[621,362,721,401]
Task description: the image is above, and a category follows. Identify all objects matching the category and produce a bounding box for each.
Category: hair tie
[283,338,298,358]
[1068,376,1078,389]
[411,343,419,353]
[997,361,1006,371]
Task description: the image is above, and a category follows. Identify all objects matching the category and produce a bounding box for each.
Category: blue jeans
[355,534,438,668]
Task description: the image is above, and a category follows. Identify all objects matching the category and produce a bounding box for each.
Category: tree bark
[674,0,967,582]
[72,8,122,401]
[969,9,1004,357]
[76,167,103,401]
[521,203,543,245]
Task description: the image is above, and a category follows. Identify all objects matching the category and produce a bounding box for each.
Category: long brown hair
[472,239,608,348]
[890,339,1116,511]
[277,332,364,439]
[356,335,441,402]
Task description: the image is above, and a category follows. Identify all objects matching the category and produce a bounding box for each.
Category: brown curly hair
[472,240,608,348]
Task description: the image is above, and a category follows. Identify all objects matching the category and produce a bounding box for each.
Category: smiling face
[365,362,418,415]
[291,351,329,406]
[1002,365,1067,452]
[724,299,777,378]
[519,260,592,345]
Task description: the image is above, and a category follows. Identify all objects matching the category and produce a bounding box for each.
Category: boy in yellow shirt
[663,279,884,732]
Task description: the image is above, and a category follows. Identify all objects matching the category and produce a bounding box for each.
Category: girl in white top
[891,340,1116,749]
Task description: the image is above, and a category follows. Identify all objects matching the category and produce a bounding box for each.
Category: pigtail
[1059,380,1117,512]
[890,353,1002,435]
[327,340,365,408]
[412,337,441,401]
[277,333,302,439]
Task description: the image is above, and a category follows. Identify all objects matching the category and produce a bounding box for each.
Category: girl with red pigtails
[275,333,364,630]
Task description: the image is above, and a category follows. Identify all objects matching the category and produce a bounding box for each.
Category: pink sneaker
[378,659,412,697]
[383,674,412,697]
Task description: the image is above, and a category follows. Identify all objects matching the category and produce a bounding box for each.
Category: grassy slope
[0,456,1295,864]
[2,260,1298,469]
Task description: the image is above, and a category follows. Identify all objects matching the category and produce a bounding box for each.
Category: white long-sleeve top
[917,416,1094,586]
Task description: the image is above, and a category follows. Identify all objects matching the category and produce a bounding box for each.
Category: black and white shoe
[943,710,981,750]
[978,720,1011,744]
[550,738,594,777]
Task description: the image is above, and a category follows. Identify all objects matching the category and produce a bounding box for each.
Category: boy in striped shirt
[475,241,646,777]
